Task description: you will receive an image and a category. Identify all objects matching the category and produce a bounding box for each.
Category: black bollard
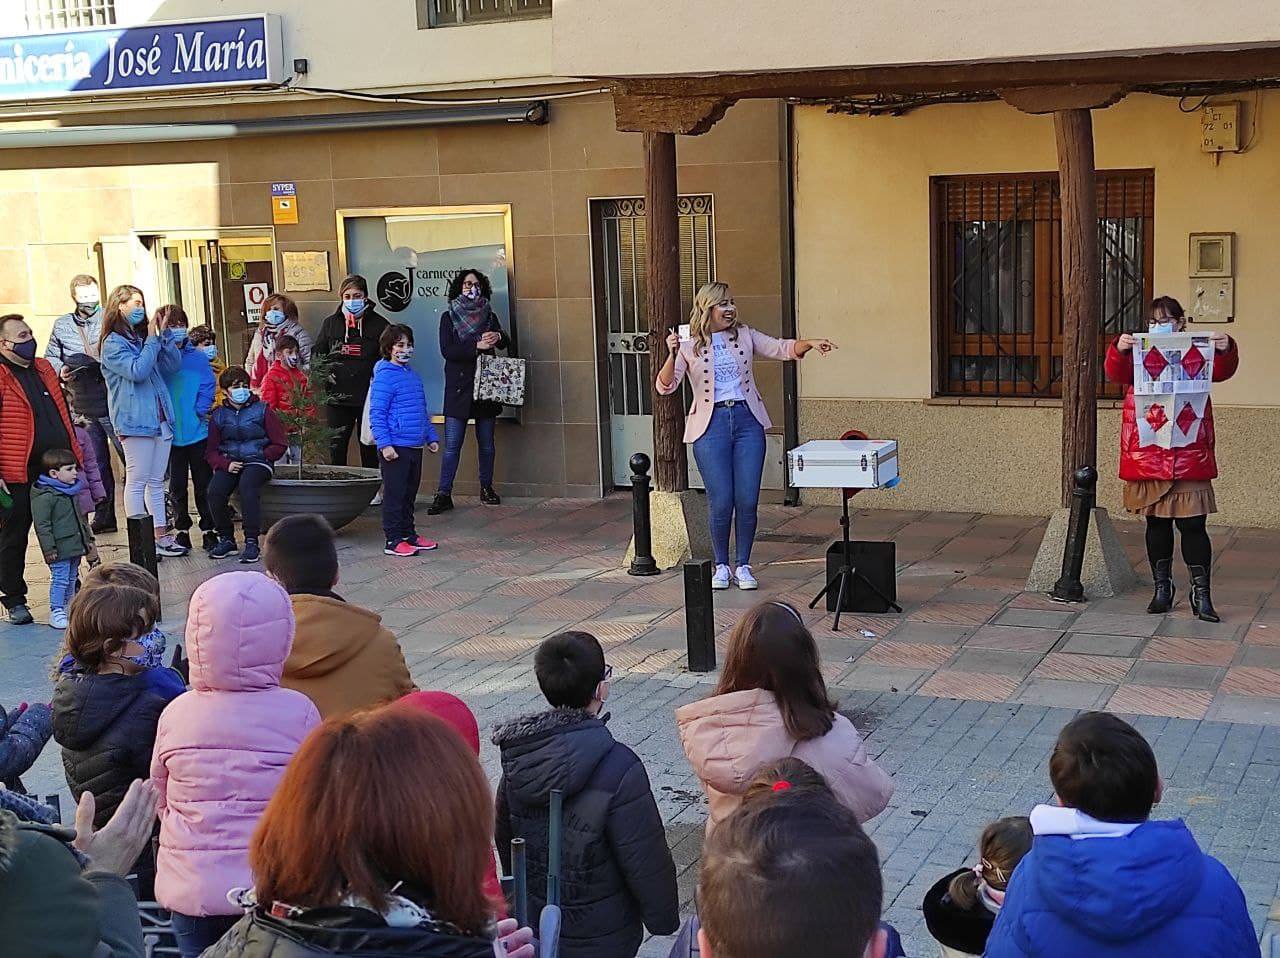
[510,838,528,929]
[1051,466,1098,603]
[684,559,716,672]
[627,453,660,576]
[126,514,160,593]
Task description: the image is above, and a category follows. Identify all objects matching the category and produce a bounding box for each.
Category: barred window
[933,170,1153,399]
[24,0,115,31]
[418,0,551,28]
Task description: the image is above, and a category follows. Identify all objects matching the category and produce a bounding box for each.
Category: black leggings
[1145,515,1212,569]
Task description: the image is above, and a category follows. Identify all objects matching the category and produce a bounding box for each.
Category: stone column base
[1025,507,1139,599]
[624,489,712,571]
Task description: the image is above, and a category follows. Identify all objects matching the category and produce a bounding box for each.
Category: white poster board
[1133,332,1215,449]
[243,282,269,326]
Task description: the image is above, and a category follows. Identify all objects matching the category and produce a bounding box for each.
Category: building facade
[0,0,789,499]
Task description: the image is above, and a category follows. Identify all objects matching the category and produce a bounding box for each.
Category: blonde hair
[688,282,737,350]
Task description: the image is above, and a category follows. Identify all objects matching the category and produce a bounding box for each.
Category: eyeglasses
[601,664,613,682]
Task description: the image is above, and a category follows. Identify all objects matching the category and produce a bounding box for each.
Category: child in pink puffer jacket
[151,571,321,957]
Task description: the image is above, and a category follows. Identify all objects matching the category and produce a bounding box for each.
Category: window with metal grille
[24,0,115,31]
[933,170,1153,399]
[417,0,550,28]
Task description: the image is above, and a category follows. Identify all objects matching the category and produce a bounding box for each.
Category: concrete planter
[255,465,381,532]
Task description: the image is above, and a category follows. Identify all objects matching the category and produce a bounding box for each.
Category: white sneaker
[49,608,68,630]
[712,564,732,590]
[735,565,758,590]
[371,489,384,506]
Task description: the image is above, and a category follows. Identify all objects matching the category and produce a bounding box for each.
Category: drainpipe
[780,101,801,507]
[0,101,548,149]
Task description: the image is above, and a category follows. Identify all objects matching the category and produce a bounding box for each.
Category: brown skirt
[1123,479,1217,518]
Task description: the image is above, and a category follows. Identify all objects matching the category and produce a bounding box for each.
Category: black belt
[714,400,742,408]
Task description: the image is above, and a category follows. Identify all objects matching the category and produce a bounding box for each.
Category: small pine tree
[274,349,346,479]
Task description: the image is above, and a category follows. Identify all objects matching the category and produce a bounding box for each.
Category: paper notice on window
[282,250,331,292]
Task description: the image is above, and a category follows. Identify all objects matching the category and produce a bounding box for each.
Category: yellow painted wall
[793,92,1280,527]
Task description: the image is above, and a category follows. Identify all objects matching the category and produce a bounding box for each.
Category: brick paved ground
[4,495,1280,954]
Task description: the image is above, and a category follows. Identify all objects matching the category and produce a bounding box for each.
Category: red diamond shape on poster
[1176,402,1199,435]
[1145,403,1169,432]
[1181,347,1206,379]
[1142,347,1169,380]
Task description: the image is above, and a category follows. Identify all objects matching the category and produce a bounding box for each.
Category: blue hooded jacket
[368,358,439,450]
[985,819,1259,958]
[162,340,216,447]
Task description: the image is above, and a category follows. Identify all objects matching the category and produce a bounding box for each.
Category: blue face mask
[167,328,188,348]
[129,306,147,326]
[264,309,286,326]
[344,298,367,317]
[1150,322,1176,335]
[201,344,218,360]
[229,386,252,405]
[125,626,166,671]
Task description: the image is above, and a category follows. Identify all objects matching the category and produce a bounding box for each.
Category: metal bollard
[684,560,716,672]
[126,513,160,580]
[627,453,660,576]
[510,838,528,929]
[1051,466,1098,603]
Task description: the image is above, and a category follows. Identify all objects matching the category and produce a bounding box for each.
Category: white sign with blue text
[0,15,284,102]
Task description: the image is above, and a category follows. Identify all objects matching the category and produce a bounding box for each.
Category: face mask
[283,354,299,368]
[9,339,37,362]
[75,303,99,318]
[229,386,252,405]
[344,298,367,317]
[462,287,479,301]
[1150,321,1176,335]
[264,309,286,326]
[167,328,188,347]
[393,346,413,363]
[128,306,147,326]
[124,626,166,671]
[201,344,218,360]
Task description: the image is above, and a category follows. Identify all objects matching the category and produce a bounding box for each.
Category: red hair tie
[772,780,792,792]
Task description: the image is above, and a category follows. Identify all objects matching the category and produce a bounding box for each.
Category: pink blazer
[656,325,798,443]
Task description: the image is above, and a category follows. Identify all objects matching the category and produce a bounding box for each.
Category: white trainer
[49,608,68,630]
[712,564,732,590]
[735,565,758,590]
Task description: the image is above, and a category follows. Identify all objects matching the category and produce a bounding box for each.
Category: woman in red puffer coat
[1104,296,1238,623]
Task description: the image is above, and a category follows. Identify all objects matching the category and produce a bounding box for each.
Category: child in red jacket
[258,335,309,466]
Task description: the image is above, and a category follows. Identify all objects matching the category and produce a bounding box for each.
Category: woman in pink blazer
[656,282,834,590]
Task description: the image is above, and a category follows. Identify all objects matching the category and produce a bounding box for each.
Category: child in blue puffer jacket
[369,324,439,558]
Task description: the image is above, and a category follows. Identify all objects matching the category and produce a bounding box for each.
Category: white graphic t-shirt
[711,332,745,402]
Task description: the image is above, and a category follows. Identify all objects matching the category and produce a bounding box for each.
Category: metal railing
[24,0,115,31]
[421,0,551,27]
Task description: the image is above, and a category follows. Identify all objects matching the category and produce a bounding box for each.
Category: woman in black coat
[427,269,508,514]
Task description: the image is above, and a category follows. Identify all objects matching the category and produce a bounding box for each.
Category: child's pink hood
[186,571,294,692]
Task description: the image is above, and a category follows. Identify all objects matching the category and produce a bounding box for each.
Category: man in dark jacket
[43,274,120,533]
[493,631,678,958]
[312,274,388,468]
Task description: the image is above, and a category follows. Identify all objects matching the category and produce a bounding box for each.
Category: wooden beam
[609,45,1280,102]
[999,84,1127,114]
[614,94,733,134]
[644,131,688,492]
[1054,108,1100,509]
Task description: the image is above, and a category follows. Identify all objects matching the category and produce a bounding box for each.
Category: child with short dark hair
[368,323,439,557]
[158,305,217,553]
[493,631,678,958]
[262,514,416,718]
[259,334,310,467]
[187,325,225,405]
[205,365,287,564]
[986,711,1259,958]
[31,448,93,630]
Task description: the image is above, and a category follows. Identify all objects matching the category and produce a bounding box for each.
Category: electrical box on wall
[1189,232,1235,323]
[1201,102,1240,153]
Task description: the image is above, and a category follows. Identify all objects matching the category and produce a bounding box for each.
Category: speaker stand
[808,497,902,629]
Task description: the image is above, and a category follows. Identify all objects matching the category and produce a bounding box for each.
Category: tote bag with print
[473,354,526,407]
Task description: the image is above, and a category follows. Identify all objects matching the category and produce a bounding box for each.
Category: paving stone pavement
[4,495,1280,954]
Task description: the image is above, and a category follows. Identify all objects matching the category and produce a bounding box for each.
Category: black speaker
[825,540,897,613]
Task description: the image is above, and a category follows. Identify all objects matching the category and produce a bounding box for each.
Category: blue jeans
[171,912,239,958]
[49,557,79,612]
[437,416,496,494]
[691,403,766,567]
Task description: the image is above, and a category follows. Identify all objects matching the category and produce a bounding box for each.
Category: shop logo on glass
[377,270,413,313]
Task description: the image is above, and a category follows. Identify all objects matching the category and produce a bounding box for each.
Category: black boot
[426,493,454,516]
[480,486,501,506]
[1147,558,1175,614]
[1188,565,1220,623]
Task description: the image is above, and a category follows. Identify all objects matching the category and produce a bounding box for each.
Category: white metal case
[787,439,899,489]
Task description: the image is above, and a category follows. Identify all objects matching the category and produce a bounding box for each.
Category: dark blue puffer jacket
[985,819,1260,958]
[368,359,439,450]
[211,398,271,464]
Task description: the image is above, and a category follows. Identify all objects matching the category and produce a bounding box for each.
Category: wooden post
[644,131,688,493]
[1053,108,1100,509]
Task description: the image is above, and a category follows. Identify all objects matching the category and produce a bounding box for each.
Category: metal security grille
[24,0,115,30]
[934,170,1153,399]
[590,195,715,485]
[422,0,551,26]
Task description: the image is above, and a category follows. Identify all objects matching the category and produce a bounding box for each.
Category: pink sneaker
[384,540,419,557]
[406,534,439,552]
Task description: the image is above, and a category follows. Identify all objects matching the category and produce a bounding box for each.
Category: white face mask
[74,285,100,306]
